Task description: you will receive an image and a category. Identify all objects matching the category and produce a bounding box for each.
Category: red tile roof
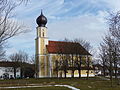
[46,41,91,55]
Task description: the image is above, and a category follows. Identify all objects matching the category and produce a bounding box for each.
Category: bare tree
[29,54,35,64]
[62,38,92,78]
[108,11,120,85]
[9,53,20,78]
[99,34,118,87]
[63,39,76,78]
[108,11,120,40]
[0,0,29,59]
[106,36,113,87]
[99,11,120,87]
[0,45,5,60]
[73,38,93,52]
[99,43,108,77]
[9,50,29,78]
[73,38,92,79]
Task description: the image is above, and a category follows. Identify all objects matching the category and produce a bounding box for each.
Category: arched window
[42,29,44,37]
[43,32,44,37]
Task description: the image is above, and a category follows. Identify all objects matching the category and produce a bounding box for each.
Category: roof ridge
[49,40,79,44]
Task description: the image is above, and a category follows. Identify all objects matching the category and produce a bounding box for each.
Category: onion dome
[36,10,47,27]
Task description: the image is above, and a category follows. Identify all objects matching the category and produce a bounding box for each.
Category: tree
[73,38,93,53]
[109,11,120,40]
[63,39,75,78]
[0,45,5,60]
[0,0,29,59]
[108,11,120,85]
[108,12,120,80]
[73,38,92,79]
[30,54,35,64]
[62,57,68,78]
[99,34,120,87]
[62,38,92,78]
[63,38,92,52]
[99,43,108,77]
[9,50,29,78]
[99,11,120,86]
[55,60,59,77]
[9,52,21,78]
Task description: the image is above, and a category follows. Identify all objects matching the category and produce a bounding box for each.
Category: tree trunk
[103,59,106,77]
[55,60,59,78]
[115,65,117,79]
[78,69,81,78]
[56,70,58,78]
[20,68,23,78]
[110,69,113,87]
[114,60,118,80]
[87,56,90,80]
[64,70,67,78]
[87,70,89,80]
[71,54,74,78]
[71,70,74,78]
[14,67,16,79]
[79,55,82,78]
[110,57,113,87]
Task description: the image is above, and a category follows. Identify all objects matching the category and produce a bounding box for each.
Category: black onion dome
[36,11,47,27]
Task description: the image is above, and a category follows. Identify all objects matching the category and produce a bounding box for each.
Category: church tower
[35,11,49,78]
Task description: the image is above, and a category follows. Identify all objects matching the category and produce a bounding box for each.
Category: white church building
[35,11,95,78]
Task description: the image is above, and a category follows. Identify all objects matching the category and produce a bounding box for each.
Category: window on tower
[43,32,44,37]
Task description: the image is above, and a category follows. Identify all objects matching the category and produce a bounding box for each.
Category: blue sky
[6,0,120,57]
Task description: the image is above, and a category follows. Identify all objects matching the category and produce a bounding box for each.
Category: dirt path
[0,84,80,90]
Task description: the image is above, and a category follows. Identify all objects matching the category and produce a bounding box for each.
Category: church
[35,11,95,78]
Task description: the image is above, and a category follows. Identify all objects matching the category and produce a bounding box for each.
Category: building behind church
[35,11,95,78]
[0,61,21,79]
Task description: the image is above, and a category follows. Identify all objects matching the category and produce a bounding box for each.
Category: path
[97,76,110,80]
[0,84,80,90]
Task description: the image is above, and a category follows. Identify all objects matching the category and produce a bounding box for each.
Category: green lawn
[0,77,120,90]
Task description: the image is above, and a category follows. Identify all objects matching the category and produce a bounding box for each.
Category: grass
[0,77,120,90]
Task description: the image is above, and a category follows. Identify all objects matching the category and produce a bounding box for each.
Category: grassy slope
[0,77,120,90]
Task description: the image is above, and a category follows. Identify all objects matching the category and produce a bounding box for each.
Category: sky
[6,0,120,57]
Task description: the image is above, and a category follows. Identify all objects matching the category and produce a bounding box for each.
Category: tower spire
[36,10,47,27]
[41,9,43,15]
